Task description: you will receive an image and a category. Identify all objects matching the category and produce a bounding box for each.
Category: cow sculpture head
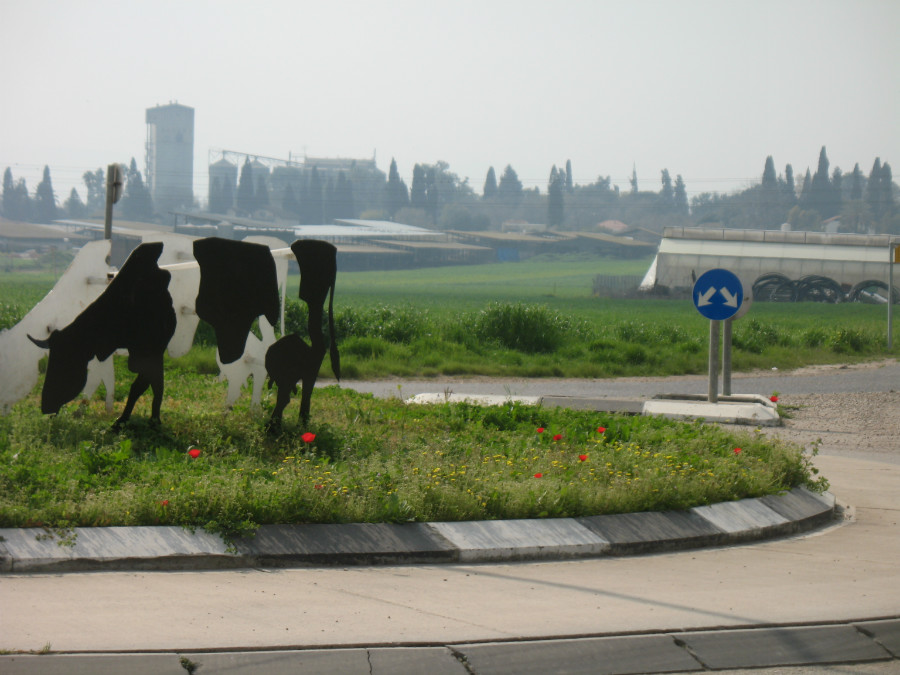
[28,329,94,415]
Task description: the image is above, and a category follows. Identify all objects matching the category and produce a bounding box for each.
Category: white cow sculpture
[0,232,290,417]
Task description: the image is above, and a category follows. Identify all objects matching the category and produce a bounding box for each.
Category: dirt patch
[758,390,900,462]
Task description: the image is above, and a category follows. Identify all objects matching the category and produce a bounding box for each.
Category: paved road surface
[338,359,899,400]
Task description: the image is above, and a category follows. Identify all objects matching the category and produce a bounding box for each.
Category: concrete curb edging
[406,391,782,426]
[0,487,835,574]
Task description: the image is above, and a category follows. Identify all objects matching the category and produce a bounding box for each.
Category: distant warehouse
[641,227,899,302]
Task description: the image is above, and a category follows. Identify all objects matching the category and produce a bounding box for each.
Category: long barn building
[641,227,899,297]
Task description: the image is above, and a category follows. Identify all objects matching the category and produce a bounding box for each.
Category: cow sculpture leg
[113,359,165,430]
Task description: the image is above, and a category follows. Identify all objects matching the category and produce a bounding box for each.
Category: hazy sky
[2,0,898,206]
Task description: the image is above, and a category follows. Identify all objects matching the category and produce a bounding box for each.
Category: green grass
[3,254,896,380]
[0,360,825,536]
[0,254,879,534]
[322,252,649,306]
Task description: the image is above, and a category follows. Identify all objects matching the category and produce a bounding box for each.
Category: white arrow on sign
[697,286,716,306]
[720,287,739,307]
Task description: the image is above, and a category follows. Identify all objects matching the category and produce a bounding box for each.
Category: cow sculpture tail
[328,276,340,381]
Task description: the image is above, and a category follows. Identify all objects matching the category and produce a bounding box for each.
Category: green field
[2,253,896,380]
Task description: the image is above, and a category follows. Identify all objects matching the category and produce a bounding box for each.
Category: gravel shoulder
[757,390,900,464]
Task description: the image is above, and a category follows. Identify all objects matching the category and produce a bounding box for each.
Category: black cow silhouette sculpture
[265,240,340,427]
[28,242,176,429]
[27,237,337,429]
[193,237,280,364]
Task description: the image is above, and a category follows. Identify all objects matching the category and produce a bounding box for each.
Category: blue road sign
[693,269,744,321]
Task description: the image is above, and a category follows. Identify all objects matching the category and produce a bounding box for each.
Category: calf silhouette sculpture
[28,242,175,429]
[265,240,340,427]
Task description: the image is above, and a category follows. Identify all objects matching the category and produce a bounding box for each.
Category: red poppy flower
[534,472,543,478]
[314,484,323,490]
[596,426,606,433]
[734,447,742,455]
[160,499,169,507]
[552,434,562,441]
[536,427,545,434]
[578,454,588,462]
[770,395,779,403]
[188,448,201,459]
[301,432,316,443]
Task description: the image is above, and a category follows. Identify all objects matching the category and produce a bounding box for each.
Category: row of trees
[691,148,896,234]
[1,159,154,224]
[2,166,62,224]
[4,147,897,235]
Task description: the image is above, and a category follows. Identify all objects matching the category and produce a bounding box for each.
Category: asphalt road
[337,358,899,399]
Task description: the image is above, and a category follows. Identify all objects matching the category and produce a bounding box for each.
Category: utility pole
[104,164,124,240]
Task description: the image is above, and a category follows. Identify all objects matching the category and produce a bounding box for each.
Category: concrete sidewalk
[0,621,898,674]
[1,454,898,673]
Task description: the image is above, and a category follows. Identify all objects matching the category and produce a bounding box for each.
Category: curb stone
[0,487,835,574]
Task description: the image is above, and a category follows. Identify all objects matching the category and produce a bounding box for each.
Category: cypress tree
[762,156,777,188]
[659,169,674,208]
[497,165,523,203]
[831,168,843,211]
[2,168,15,219]
[122,158,153,219]
[784,164,796,205]
[34,165,57,223]
[410,164,427,208]
[866,158,883,220]
[809,146,835,217]
[83,168,105,212]
[799,169,812,208]
[565,159,574,193]
[483,167,498,199]
[425,166,439,224]
[64,187,86,218]
[850,163,863,201]
[674,175,689,215]
[547,166,564,227]
[384,158,408,217]
[881,162,895,219]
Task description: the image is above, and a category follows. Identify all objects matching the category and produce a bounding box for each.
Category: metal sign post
[693,269,744,403]
[722,318,733,396]
[104,164,124,240]
[890,241,899,350]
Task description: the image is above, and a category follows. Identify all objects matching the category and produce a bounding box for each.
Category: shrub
[284,299,309,337]
[801,327,828,348]
[734,319,781,354]
[335,305,427,344]
[340,336,389,359]
[474,302,570,353]
[830,328,873,353]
